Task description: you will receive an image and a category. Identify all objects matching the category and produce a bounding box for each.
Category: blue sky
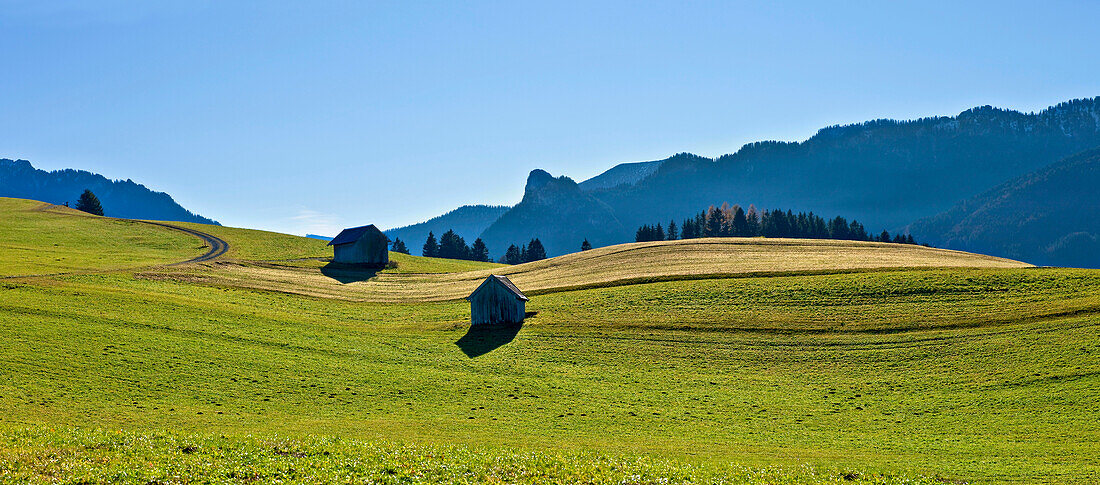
[2,1,1099,235]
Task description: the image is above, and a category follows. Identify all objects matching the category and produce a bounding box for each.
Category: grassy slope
[153,237,1031,302]
[1,199,1097,483]
[0,197,200,276]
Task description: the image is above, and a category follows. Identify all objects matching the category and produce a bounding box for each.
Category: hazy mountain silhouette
[479,170,625,258]
[578,159,664,191]
[474,97,1100,257]
[385,204,509,252]
[0,159,218,225]
[909,148,1100,268]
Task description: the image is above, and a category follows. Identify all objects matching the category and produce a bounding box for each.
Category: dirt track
[137,221,229,264]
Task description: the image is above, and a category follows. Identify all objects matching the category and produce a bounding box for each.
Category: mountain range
[391,97,1100,263]
[0,159,218,225]
[909,148,1100,268]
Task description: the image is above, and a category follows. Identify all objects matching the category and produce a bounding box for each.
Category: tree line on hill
[392,230,549,265]
[407,230,492,262]
[396,204,920,265]
[634,204,919,245]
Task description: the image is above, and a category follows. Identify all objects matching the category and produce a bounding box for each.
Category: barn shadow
[319,262,382,284]
[455,321,527,358]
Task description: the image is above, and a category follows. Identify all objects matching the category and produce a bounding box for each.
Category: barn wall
[332,234,389,265]
[470,281,525,325]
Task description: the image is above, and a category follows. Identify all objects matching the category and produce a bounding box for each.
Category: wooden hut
[467,275,528,325]
[328,224,389,266]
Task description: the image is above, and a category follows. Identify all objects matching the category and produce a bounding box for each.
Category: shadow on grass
[319,262,382,284]
[455,321,527,358]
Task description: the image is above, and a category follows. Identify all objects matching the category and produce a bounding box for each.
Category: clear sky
[2,1,1099,236]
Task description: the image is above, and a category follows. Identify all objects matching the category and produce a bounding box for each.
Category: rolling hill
[0,196,1097,483]
[909,148,1100,268]
[0,158,219,225]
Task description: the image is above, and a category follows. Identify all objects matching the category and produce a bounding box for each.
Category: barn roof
[328,224,384,246]
[468,275,529,301]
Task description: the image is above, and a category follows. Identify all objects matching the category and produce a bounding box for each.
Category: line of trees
[501,238,546,265]
[636,203,920,245]
[409,231,549,264]
[417,230,491,262]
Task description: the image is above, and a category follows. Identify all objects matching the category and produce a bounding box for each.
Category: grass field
[148,237,1030,302]
[0,198,200,276]
[0,197,1097,483]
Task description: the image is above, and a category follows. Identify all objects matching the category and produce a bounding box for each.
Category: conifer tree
[580,239,592,251]
[705,206,723,237]
[666,220,678,240]
[526,238,547,262]
[519,244,528,263]
[391,237,410,254]
[422,231,438,258]
[503,244,522,265]
[746,205,760,236]
[654,223,665,242]
[75,189,104,216]
[731,206,748,236]
[681,218,695,239]
[438,229,470,260]
[879,230,891,243]
[471,238,490,262]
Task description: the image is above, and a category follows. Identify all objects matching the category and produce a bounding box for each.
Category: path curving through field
[137,221,229,264]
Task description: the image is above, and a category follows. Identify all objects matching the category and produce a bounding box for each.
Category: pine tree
[667,220,678,240]
[438,229,470,260]
[526,238,547,262]
[75,189,104,216]
[422,231,438,258]
[705,206,723,237]
[905,234,916,245]
[828,216,849,240]
[746,205,760,236]
[391,237,410,254]
[654,223,665,242]
[471,238,490,262]
[879,230,891,243]
[681,219,695,239]
[503,244,522,265]
[731,206,748,236]
[580,239,592,251]
[519,244,528,263]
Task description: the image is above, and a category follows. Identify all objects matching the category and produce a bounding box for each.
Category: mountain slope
[908,148,1100,268]
[578,159,664,191]
[592,99,1100,241]
[407,97,1100,258]
[0,159,218,224]
[384,204,510,250]
[478,169,624,258]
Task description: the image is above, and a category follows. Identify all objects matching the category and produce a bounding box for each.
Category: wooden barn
[328,224,389,266]
[467,275,528,325]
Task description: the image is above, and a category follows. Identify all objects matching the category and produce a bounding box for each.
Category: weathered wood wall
[333,233,389,265]
[470,280,525,325]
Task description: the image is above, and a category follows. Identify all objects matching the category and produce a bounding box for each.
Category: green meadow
[0,197,1097,483]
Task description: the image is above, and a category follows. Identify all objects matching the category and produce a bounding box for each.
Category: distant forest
[636,204,918,245]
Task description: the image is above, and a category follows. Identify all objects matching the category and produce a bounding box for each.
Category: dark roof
[328,224,384,246]
[468,274,529,301]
